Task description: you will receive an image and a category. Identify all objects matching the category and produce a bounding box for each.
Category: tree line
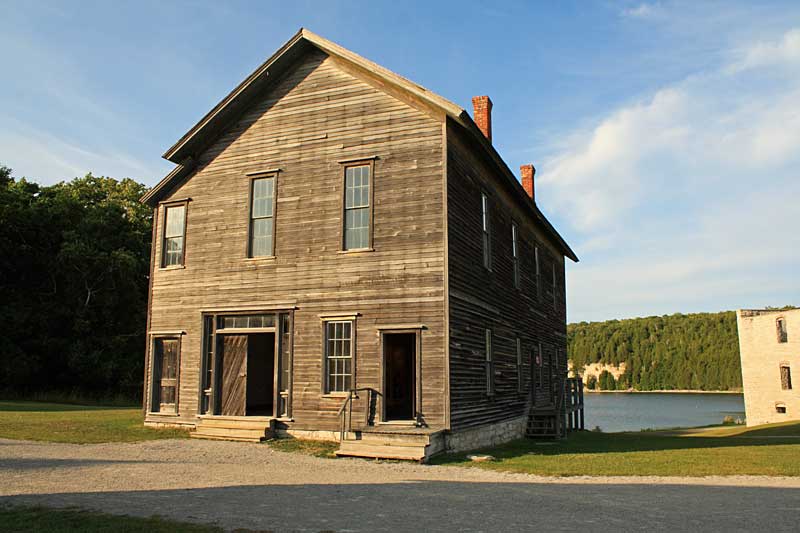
[1,164,791,399]
[568,311,744,391]
[0,166,151,401]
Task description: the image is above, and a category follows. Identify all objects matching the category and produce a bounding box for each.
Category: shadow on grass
[433,423,800,465]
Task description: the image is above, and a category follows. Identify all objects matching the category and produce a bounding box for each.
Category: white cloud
[539,28,800,321]
[621,3,664,20]
[727,28,800,73]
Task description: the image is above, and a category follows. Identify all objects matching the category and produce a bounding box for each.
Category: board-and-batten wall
[146,49,447,430]
[446,119,568,431]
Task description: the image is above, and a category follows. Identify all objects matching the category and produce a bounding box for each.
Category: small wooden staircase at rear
[526,404,564,439]
[335,427,444,462]
[192,416,275,442]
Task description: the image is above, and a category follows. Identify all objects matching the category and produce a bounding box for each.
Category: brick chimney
[520,164,535,202]
[471,96,493,142]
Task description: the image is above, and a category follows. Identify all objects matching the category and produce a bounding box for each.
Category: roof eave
[452,112,579,263]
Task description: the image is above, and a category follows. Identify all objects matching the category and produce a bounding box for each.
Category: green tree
[598,370,616,390]
[567,311,751,391]
[0,167,151,399]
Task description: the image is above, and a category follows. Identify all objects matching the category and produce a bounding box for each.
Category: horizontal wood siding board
[446,121,568,430]
[147,50,446,430]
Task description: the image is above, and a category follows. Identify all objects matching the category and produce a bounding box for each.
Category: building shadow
[1,481,798,532]
[0,457,161,471]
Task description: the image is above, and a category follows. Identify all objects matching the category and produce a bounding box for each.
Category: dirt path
[2,438,799,531]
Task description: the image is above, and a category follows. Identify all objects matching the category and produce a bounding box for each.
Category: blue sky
[2,1,799,322]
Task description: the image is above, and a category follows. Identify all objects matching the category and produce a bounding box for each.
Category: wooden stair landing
[335,427,444,462]
[192,416,275,442]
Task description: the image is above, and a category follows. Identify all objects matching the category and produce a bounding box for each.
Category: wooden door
[220,335,248,416]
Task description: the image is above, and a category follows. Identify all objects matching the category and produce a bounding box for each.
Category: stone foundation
[444,416,527,453]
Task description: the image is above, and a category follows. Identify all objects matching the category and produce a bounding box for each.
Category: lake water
[584,392,745,432]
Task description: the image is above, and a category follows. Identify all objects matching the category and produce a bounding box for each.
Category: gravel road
[2,438,799,532]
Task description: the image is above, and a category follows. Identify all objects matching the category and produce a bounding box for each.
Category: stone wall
[737,309,800,426]
[444,415,527,453]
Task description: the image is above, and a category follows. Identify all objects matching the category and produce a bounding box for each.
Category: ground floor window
[485,329,494,396]
[151,337,180,413]
[324,320,354,393]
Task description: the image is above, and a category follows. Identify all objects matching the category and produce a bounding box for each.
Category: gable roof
[141,28,577,262]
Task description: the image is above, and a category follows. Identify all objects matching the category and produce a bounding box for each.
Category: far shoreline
[583,389,742,394]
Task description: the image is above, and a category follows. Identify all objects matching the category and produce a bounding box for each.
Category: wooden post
[579,377,585,430]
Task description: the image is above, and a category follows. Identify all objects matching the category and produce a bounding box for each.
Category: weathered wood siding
[446,119,567,430]
[145,49,446,430]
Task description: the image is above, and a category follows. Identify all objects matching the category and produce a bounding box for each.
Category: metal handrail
[337,387,379,441]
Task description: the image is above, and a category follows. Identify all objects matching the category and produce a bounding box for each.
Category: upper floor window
[481,193,491,270]
[777,318,788,343]
[343,164,372,250]
[780,365,792,390]
[162,203,186,267]
[485,328,494,396]
[534,246,541,300]
[552,260,558,308]
[511,223,520,288]
[249,176,276,257]
[324,320,354,393]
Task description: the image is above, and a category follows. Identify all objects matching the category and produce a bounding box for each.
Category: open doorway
[218,332,274,416]
[246,333,274,415]
[383,332,416,421]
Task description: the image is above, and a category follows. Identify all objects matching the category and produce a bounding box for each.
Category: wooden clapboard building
[141,29,579,460]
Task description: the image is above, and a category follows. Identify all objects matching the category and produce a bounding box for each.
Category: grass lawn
[0,401,188,443]
[0,505,221,532]
[432,422,800,477]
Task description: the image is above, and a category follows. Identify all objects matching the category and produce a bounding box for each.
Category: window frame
[321,316,357,395]
[148,334,182,415]
[780,364,792,390]
[160,200,189,268]
[534,245,541,301]
[777,317,788,343]
[481,192,492,271]
[340,159,376,252]
[516,337,523,393]
[511,222,520,289]
[485,328,494,396]
[552,258,558,309]
[246,172,279,258]
[537,341,544,390]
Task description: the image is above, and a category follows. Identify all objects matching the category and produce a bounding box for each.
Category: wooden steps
[334,427,444,462]
[192,416,275,442]
[526,406,561,438]
[336,441,428,461]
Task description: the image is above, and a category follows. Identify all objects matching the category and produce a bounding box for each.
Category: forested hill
[568,311,742,391]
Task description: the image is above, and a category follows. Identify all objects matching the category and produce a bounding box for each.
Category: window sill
[321,393,349,399]
[243,256,276,262]
[158,265,185,271]
[147,411,179,417]
[338,248,374,255]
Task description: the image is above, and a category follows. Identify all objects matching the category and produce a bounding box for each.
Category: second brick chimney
[520,164,535,202]
[471,95,493,142]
